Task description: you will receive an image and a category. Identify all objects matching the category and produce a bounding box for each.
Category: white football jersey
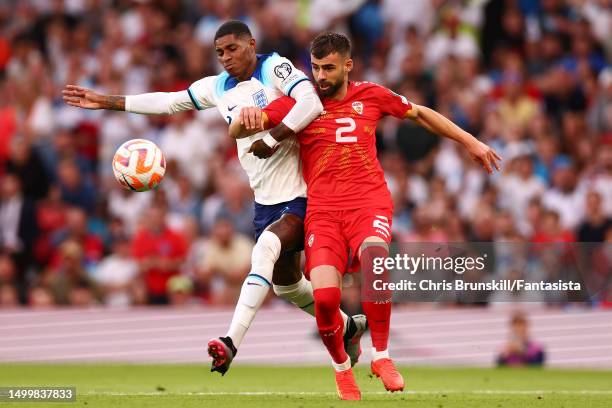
[187,53,308,205]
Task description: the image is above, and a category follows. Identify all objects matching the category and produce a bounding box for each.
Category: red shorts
[304,207,393,278]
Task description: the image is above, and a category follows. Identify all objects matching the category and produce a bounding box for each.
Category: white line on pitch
[82,390,612,396]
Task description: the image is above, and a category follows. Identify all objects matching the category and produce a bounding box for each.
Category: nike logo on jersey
[228,105,237,111]
[247,282,263,286]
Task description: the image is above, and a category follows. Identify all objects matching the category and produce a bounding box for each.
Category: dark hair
[511,312,527,325]
[214,20,252,41]
[310,32,351,59]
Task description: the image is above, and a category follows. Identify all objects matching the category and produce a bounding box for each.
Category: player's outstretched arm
[62,84,196,115]
[62,85,126,110]
[409,105,502,174]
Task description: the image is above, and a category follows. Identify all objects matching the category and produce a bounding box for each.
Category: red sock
[313,287,348,364]
[360,245,392,352]
[362,300,391,351]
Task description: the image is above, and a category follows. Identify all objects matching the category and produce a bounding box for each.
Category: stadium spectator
[497,312,545,366]
[107,187,153,235]
[424,6,479,69]
[5,137,50,201]
[495,145,545,233]
[68,279,98,307]
[45,240,99,306]
[197,216,253,305]
[55,158,97,213]
[165,173,201,228]
[167,275,197,307]
[589,144,612,217]
[532,209,576,243]
[180,216,208,280]
[0,174,36,255]
[200,173,254,236]
[33,186,67,266]
[541,158,586,230]
[0,79,18,166]
[131,205,187,305]
[0,173,37,298]
[50,206,104,273]
[0,283,18,307]
[577,190,612,242]
[496,70,540,132]
[158,111,219,191]
[401,206,448,243]
[94,236,139,307]
[0,254,17,304]
[28,285,56,309]
[589,68,612,134]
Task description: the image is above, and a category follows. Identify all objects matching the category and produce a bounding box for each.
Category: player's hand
[248,139,277,159]
[467,140,502,174]
[240,106,265,131]
[62,85,107,109]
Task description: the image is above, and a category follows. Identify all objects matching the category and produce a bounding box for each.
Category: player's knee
[359,239,389,260]
[251,231,282,280]
[268,214,304,252]
[313,287,341,316]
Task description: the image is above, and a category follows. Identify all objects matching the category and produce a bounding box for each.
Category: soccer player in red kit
[231,32,501,400]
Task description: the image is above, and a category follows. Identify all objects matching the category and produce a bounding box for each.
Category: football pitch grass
[1,364,611,407]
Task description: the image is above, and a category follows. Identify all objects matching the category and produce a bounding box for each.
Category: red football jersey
[265,81,415,210]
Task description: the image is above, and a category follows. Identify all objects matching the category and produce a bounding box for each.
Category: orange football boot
[371,358,404,392]
[334,368,361,400]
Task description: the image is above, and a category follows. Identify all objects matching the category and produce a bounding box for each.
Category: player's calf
[313,287,348,364]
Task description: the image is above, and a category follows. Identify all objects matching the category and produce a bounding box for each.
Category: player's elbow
[302,93,323,125]
[299,91,323,119]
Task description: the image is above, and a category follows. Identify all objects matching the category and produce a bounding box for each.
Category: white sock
[226,231,281,348]
[332,355,352,372]
[273,275,349,334]
[372,347,390,361]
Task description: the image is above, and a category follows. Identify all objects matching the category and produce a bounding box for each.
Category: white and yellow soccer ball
[112,139,166,192]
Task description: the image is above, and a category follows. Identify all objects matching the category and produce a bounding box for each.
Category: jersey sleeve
[261,53,310,97]
[375,85,418,119]
[186,76,217,110]
[263,96,296,127]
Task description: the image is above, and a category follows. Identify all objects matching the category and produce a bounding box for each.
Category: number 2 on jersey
[335,118,357,143]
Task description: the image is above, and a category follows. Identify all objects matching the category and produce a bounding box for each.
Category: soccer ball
[112,139,166,192]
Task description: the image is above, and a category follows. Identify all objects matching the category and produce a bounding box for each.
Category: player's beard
[316,78,344,98]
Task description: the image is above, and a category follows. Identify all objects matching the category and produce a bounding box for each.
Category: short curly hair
[310,32,351,59]
[214,20,252,41]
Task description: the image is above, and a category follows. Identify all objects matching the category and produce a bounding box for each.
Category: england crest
[252,89,268,108]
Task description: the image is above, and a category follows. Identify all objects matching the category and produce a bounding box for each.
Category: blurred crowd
[0,0,610,308]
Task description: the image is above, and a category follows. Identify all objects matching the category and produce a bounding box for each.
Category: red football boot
[371,358,404,392]
[335,368,361,400]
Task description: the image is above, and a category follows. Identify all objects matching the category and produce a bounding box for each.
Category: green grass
[1,364,611,407]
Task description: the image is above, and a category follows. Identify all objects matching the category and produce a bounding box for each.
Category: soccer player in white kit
[62,21,366,375]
